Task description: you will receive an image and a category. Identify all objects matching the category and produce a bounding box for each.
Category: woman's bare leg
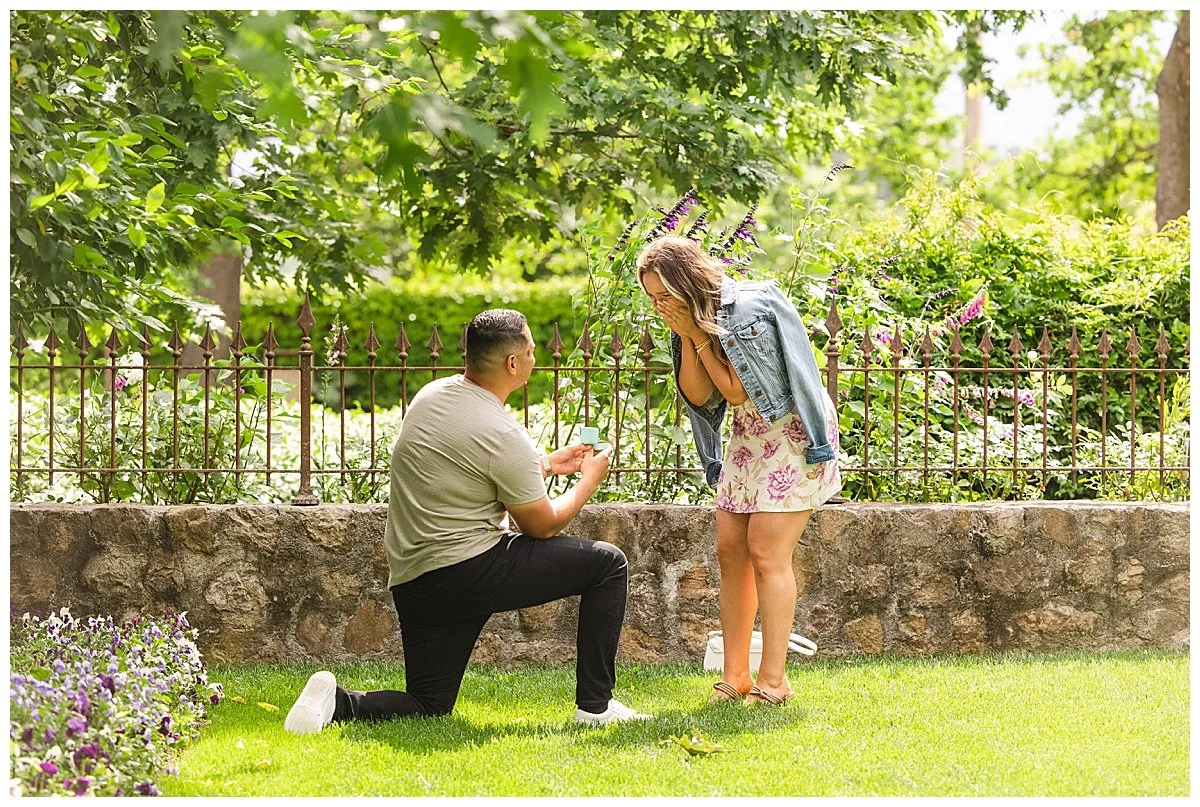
[746,510,813,700]
[713,509,756,698]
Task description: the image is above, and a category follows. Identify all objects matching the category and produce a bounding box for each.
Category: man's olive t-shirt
[384,374,546,587]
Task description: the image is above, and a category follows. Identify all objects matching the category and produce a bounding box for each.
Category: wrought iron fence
[9,297,1191,504]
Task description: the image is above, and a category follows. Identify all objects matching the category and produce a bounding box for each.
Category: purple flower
[135,781,160,796]
[66,716,87,736]
[98,673,115,694]
[735,267,748,276]
[159,715,173,735]
[114,376,130,391]
[720,204,759,252]
[762,439,781,460]
[70,777,92,796]
[40,761,58,775]
[72,743,100,770]
[826,162,854,181]
[767,465,798,502]
[43,727,56,743]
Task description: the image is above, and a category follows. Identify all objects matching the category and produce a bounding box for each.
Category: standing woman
[637,236,841,706]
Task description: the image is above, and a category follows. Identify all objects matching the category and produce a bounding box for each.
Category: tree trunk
[964,85,983,166]
[1155,11,1190,229]
[182,251,242,367]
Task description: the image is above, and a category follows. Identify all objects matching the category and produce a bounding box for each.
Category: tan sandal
[746,685,793,707]
[708,680,748,703]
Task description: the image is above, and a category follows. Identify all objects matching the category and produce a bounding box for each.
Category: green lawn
[167,651,1189,797]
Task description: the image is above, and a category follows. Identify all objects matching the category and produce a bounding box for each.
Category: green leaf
[145,182,166,214]
[497,39,564,143]
[86,148,111,175]
[186,45,219,60]
[29,193,56,211]
[15,228,36,247]
[128,223,147,249]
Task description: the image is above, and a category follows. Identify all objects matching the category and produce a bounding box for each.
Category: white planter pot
[703,630,817,673]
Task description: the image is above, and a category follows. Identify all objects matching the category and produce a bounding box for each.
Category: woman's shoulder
[731,278,785,311]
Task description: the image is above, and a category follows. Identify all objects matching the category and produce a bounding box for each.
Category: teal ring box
[579,426,610,452]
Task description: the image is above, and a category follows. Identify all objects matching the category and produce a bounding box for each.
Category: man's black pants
[334,533,629,719]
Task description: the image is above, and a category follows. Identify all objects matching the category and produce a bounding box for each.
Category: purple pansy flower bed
[9,608,222,797]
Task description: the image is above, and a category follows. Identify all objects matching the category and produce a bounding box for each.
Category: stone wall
[8,502,1189,665]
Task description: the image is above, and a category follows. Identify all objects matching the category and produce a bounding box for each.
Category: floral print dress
[715,390,842,513]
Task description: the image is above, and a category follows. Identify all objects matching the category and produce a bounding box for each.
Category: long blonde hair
[636,236,727,342]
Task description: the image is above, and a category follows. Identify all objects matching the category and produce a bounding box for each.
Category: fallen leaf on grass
[231,696,246,704]
[659,727,724,756]
[257,702,279,713]
[257,760,270,769]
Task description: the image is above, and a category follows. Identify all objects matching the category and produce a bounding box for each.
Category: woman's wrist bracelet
[695,338,712,355]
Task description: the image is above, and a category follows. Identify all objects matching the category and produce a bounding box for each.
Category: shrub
[9,608,223,797]
[239,274,586,409]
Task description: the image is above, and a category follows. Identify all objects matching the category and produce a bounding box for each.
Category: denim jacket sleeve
[766,284,836,464]
[670,331,726,488]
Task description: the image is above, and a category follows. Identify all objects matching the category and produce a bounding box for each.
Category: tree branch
[494,121,642,140]
[420,37,452,95]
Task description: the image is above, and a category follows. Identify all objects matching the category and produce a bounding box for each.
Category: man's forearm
[546,476,601,536]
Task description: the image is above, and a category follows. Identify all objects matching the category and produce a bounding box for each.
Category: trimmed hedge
[240,274,587,409]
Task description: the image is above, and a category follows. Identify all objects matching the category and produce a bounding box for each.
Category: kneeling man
[285,309,648,730]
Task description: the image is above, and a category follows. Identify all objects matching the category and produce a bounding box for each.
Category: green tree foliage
[13,9,1022,339]
[11,12,296,335]
[1008,11,1166,220]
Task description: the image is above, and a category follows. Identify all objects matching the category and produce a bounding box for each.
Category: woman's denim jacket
[671,277,836,488]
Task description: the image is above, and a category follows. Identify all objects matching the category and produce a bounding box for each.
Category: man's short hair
[465,308,529,372]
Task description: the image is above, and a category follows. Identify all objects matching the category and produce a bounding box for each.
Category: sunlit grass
[168,651,1188,796]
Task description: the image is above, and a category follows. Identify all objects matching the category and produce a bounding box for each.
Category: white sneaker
[573,698,652,726]
[284,671,338,734]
